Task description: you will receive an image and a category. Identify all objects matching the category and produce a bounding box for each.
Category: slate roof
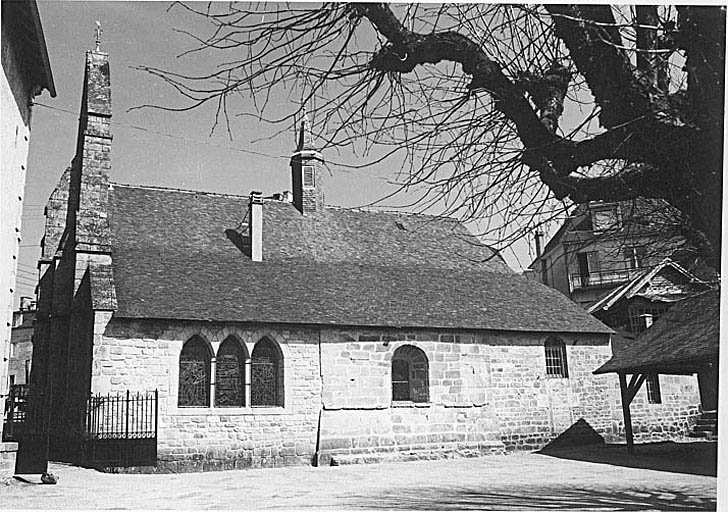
[595,289,721,374]
[107,184,611,333]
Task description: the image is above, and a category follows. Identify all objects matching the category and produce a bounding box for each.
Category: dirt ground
[1,443,718,510]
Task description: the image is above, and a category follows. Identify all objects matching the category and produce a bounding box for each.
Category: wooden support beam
[618,371,647,455]
[619,372,636,455]
[627,373,647,404]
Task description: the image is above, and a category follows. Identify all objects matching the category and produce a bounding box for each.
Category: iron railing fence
[568,267,647,291]
[86,390,158,440]
[2,384,30,442]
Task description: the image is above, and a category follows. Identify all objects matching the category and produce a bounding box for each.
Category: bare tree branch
[138,2,724,267]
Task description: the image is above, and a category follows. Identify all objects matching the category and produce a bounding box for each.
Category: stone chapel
[27,46,701,471]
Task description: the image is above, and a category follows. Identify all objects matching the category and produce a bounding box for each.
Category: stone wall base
[0,442,18,479]
[108,453,313,473]
[318,440,505,466]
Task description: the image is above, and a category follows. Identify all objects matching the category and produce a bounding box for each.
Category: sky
[16,1,543,303]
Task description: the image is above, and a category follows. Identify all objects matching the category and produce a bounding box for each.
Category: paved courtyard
[1,444,717,510]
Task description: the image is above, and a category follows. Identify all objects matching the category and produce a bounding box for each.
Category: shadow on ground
[538,441,717,477]
[344,486,715,511]
[534,418,716,477]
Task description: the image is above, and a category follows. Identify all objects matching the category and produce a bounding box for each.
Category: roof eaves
[110,310,613,335]
[27,0,56,97]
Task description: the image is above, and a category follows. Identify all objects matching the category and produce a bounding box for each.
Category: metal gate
[2,384,29,442]
[82,390,158,468]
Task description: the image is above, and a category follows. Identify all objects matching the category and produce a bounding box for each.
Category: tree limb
[545,5,655,129]
[350,2,556,149]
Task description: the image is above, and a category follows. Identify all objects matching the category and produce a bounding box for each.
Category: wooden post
[619,372,635,455]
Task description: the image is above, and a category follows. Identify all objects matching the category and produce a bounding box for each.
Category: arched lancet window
[215,337,247,407]
[545,337,569,378]
[251,338,283,407]
[392,345,429,403]
[178,336,212,407]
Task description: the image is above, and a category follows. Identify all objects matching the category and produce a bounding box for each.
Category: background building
[9,297,35,387]
[527,201,711,309]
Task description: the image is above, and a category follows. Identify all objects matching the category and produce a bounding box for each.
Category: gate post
[125,390,130,466]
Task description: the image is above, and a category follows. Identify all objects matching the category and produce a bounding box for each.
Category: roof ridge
[110,182,248,199]
[111,182,461,222]
[324,204,459,222]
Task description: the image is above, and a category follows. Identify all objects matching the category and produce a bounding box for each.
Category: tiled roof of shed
[595,289,721,373]
[107,184,611,333]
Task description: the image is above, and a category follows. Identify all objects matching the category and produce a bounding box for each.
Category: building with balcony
[587,258,714,336]
[527,200,707,309]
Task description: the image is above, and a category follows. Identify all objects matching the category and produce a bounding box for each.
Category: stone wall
[318,329,503,464]
[88,320,703,470]
[620,373,701,442]
[487,332,617,449]
[317,329,622,462]
[0,442,17,479]
[92,320,322,471]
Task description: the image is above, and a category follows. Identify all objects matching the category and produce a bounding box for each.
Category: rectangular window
[592,206,622,233]
[303,165,315,188]
[545,339,569,378]
[628,306,669,334]
[646,373,662,404]
[625,246,646,269]
[576,252,598,287]
[577,253,589,278]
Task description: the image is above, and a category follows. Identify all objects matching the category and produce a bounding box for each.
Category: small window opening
[646,373,662,404]
[545,337,569,378]
[391,345,429,403]
[303,165,315,188]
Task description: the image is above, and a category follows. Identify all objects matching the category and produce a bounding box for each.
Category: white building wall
[1,37,33,415]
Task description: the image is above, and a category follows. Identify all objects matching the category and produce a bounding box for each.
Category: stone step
[695,419,718,427]
[693,424,717,433]
[688,431,711,438]
[701,410,718,420]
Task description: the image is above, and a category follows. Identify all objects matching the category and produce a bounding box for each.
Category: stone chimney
[71,47,112,254]
[534,230,544,258]
[249,191,263,262]
[290,111,324,215]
